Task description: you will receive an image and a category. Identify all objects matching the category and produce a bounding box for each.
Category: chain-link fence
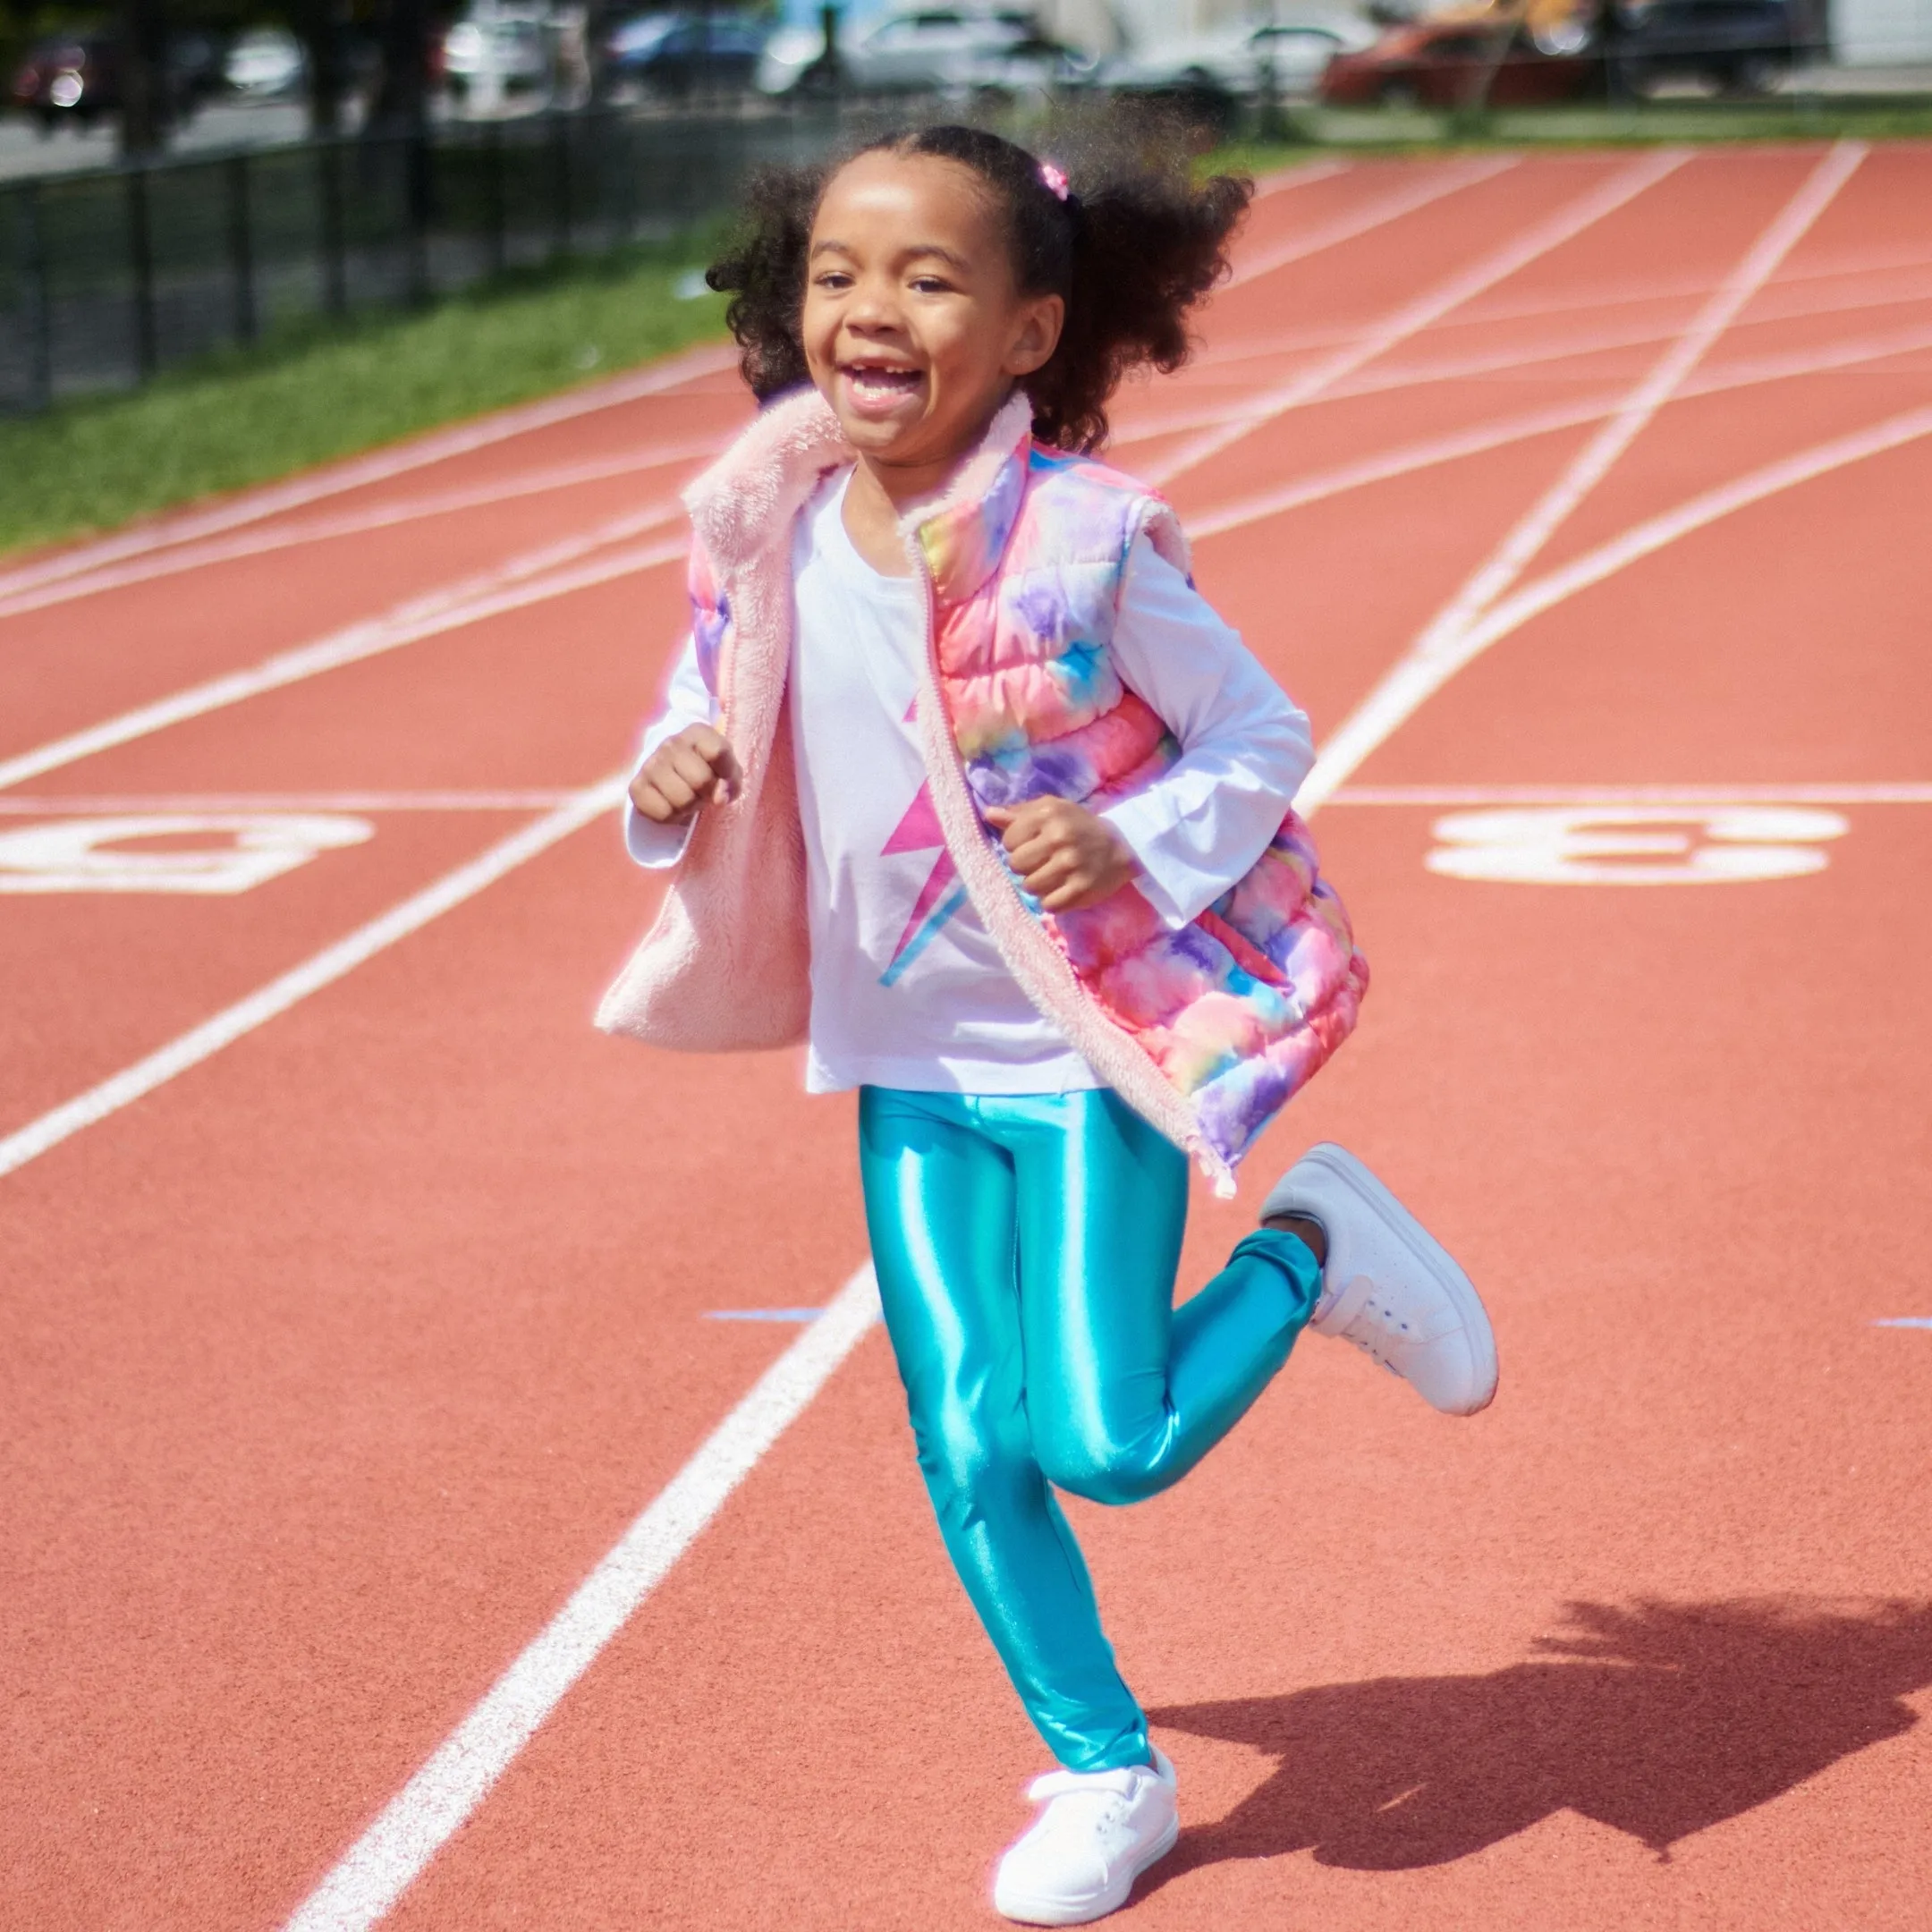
[0,102,889,413]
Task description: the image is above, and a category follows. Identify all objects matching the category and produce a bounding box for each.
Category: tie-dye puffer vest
[597,388,1367,1196]
[905,397,1368,1192]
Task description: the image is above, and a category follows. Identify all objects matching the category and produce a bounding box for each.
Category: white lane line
[1874,1318,1932,1329]
[1144,148,1692,487]
[1225,157,1518,287]
[279,1263,882,1932]
[1184,394,1615,530]
[1294,402,1932,821]
[0,345,733,604]
[1446,401,1932,668]
[0,781,620,1181]
[1400,144,1865,683]
[1331,783,1932,806]
[0,521,686,794]
[1114,296,1932,449]
[1252,157,1352,199]
[0,437,724,623]
[1298,141,1867,814]
[1251,275,1932,408]
[1183,316,1932,541]
[0,790,583,815]
[1187,240,1932,374]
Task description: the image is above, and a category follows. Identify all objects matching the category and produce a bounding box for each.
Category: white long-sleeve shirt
[624,468,1313,1094]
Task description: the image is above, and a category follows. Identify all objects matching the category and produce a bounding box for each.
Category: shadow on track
[1147,1597,1932,1877]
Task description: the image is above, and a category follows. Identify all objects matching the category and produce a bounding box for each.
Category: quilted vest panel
[916,442,1369,1173]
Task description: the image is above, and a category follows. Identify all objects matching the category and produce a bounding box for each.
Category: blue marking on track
[705,1308,825,1322]
[1872,1317,1932,1329]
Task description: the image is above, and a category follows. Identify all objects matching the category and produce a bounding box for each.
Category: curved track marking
[1284,264,1932,403]
[1407,146,1860,681]
[0,520,686,793]
[1298,140,1868,811]
[1145,148,1692,487]
[1188,242,1932,373]
[1251,157,1352,199]
[1458,400,1932,666]
[1224,157,1519,288]
[277,1265,882,1932]
[0,345,734,605]
[1118,307,1932,460]
[0,437,725,623]
[1184,317,1932,542]
[0,781,619,1179]
[1301,401,1932,810]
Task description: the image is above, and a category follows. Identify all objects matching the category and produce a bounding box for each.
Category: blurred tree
[118,0,171,153]
[368,0,427,132]
[290,0,346,131]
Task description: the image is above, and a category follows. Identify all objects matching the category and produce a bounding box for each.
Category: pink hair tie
[1038,160,1070,202]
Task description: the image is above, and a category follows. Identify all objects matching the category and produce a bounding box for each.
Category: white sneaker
[991,1748,1179,1926]
[1262,1142,1498,1416]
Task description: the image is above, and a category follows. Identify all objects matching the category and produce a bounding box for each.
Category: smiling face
[801,150,1063,503]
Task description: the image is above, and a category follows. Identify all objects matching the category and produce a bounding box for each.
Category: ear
[1004,293,1065,378]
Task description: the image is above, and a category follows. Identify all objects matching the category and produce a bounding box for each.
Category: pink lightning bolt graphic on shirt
[879,776,970,987]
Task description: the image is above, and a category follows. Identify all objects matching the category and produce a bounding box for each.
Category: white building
[1834,0,1932,61]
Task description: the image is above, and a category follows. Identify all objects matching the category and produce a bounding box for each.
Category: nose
[843,269,904,338]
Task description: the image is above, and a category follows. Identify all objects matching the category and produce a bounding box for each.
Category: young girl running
[600,124,1498,1926]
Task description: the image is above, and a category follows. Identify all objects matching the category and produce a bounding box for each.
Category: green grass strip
[7,111,1929,560]
[0,244,730,559]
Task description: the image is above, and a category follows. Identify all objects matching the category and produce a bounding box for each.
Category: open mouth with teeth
[840,360,927,414]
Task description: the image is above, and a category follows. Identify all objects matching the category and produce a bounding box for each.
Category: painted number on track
[1426,805,1849,886]
[0,813,374,894]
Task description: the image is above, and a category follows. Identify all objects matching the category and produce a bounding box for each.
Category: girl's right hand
[629,724,742,825]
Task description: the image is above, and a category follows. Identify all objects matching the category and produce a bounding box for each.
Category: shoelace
[1021,1772,1136,1850]
[1335,1285,1413,1376]
[1027,1766,1145,1805]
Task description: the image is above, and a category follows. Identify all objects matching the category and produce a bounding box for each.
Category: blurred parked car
[10,34,116,128]
[443,2,558,107]
[1608,0,1809,94]
[225,26,307,99]
[10,30,224,131]
[1102,12,1379,106]
[1319,14,1597,106]
[756,4,1058,97]
[606,9,768,96]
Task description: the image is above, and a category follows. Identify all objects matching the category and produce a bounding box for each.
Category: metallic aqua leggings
[858,1086,1321,1773]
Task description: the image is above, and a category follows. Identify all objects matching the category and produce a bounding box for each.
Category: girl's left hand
[983,796,1137,912]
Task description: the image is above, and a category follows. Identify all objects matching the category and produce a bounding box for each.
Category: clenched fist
[983,795,1136,913]
[629,724,742,826]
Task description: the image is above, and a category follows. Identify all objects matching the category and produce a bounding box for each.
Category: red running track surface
[4,145,1931,1932]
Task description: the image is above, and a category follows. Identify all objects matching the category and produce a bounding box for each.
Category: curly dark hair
[705,123,1252,453]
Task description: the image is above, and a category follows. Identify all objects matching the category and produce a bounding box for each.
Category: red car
[9,30,222,133]
[1320,17,1597,106]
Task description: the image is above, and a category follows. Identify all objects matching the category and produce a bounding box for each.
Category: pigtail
[707,162,819,401]
[1031,164,1251,453]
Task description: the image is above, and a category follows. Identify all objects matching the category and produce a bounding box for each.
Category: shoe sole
[993,1813,1181,1926]
[1288,1143,1499,1416]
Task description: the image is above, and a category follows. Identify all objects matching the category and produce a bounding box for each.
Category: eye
[909,275,952,294]
[812,269,854,292]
